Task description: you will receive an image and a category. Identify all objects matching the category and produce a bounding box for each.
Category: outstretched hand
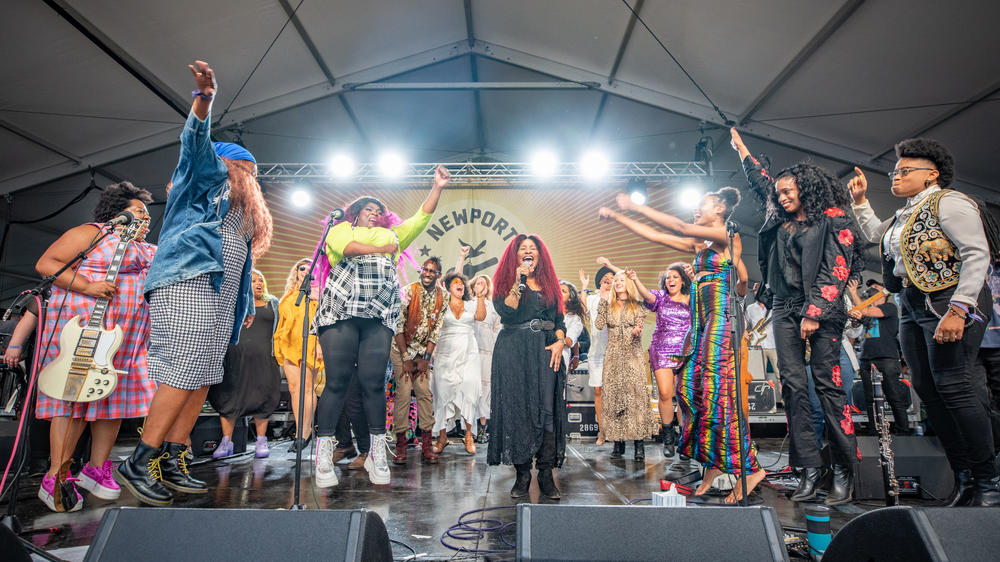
[434,165,451,190]
[848,166,868,206]
[459,245,471,258]
[188,61,216,97]
[598,207,616,220]
[616,193,636,212]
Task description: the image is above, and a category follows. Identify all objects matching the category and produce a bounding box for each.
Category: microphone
[329,208,345,221]
[726,220,740,236]
[518,257,533,292]
[106,210,134,227]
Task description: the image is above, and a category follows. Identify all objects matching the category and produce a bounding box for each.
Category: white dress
[473,299,501,419]
[586,293,609,387]
[562,313,584,368]
[431,299,482,433]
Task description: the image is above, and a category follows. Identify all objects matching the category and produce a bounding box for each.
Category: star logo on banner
[419,245,431,257]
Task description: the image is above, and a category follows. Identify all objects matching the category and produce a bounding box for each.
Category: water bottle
[805,504,831,558]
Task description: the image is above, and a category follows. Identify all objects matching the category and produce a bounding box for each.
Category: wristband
[192,90,214,100]
[422,352,432,361]
[6,345,20,349]
[949,301,984,323]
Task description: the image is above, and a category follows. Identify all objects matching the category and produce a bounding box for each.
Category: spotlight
[627,178,647,206]
[679,186,702,210]
[328,154,354,178]
[579,150,609,180]
[378,152,406,177]
[530,150,559,177]
[290,188,311,208]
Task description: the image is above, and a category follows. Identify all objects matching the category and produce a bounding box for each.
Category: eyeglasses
[420,268,440,275]
[887,167,935,179]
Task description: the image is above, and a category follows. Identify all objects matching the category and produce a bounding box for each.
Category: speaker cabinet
[84,507,392,561]
[516,504,787,561]
[854,436,952,500]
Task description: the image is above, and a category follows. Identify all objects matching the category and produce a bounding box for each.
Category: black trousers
[334,374,371,453]
[972,346,1000,453]
[316,317,393,436]
[858,357,911,433]
[899,285,995,479]
[772,303,858,467]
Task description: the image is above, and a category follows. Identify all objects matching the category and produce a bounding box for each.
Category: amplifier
[190,414,247,457]
[747,380,777,414]
[565,402,599,438]
[565,367,593,402]
[854,436,952,500]
[746,346,767,380]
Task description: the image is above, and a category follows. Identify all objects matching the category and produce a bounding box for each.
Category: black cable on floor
[439,505,517,555]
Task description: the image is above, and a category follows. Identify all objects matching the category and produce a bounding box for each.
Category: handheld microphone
[518,257,533,292]
[329,208,345,221]
[106,210,134,227]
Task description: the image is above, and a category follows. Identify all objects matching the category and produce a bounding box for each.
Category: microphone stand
[726,221,750,507]
[2,226,115,561]
[290,211,337,510]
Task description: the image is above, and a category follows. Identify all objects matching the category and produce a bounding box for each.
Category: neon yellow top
[324,209,433,265]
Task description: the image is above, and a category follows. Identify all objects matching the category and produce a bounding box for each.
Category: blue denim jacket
[144,110,255,345]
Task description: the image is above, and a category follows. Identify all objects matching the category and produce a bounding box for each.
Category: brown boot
[392,432,408,465]
[421,431,439,464]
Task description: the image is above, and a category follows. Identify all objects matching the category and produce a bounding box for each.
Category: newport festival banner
[258,184,693,306]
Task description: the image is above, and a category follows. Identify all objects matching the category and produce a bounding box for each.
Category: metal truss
[255,161,708,185]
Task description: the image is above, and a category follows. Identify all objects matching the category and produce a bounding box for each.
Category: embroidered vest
[880,189,962,293]
[402,283,443,348]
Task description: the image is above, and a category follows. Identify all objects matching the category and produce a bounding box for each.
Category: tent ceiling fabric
[2,0,999,297]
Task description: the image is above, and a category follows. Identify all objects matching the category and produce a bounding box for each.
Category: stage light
[579,150,609,180]
[530,150,559,177]
[679,186,702,210]
[290,188,311,208]
[328,154,354,178]
[378,152,406,177]
[627,178,647,206]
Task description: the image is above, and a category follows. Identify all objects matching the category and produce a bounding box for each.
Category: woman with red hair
[488,234,567,500]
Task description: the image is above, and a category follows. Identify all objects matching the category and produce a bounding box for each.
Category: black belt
[503,319,555,332]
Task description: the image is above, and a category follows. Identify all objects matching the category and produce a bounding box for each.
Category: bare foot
[695,468,722,496]
[595,431,606,446]
[725,468,767,503]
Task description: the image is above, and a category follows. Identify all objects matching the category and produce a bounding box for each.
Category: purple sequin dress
[646,290,691,370]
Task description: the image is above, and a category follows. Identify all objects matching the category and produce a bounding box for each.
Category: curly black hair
[770,163,850,224]
[443,271,470,300]
[894,138,954,188]
[704,186,741,220]
[93,181,153,223]
[422,256,443,272]
[560,280,586,317]
[658,262,692,295]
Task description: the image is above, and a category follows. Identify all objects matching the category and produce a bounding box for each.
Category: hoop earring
[924,179,932,188]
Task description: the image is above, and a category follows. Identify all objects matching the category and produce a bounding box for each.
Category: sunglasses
[298,265,308,272]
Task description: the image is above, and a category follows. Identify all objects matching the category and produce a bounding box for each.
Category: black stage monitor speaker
[824,506,1000,561]
[854,436,952,500]
[516,504,788,561]
[84,507,392,561]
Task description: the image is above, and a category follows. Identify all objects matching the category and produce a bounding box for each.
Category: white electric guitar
[38,219,146,402]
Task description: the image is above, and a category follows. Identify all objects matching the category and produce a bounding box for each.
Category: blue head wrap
[213,142,256,163]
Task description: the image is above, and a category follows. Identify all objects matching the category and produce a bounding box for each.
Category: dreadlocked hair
[221,157,273,259]
[770,163,850,224]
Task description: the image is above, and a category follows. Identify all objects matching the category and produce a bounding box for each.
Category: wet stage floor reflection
[11,437,899,559]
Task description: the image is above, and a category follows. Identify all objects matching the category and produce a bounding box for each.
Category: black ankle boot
[160,442,208,494]
[537,468,561,500]
[610,441,625,459]
[114,441,174,506]
[825,464,854,506]
[661,426,677,457]
[947,469,975,507]
[634,440,645,462]
[665,455,694,481]
[535,431,561,499]
[510,464,532,499]
[970,476,1000,507]
[790,467,823,502]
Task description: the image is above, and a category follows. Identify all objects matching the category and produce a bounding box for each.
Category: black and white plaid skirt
[147,208,250,390]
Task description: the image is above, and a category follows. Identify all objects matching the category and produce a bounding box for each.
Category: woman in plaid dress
[33,182,156,512]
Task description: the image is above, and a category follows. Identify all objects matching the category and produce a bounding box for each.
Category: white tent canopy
[3,0,999,300]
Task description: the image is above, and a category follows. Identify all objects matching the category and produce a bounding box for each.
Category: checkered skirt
[147,208,250,390]
[35,224,157,421]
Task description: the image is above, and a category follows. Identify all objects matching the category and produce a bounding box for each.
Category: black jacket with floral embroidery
[741,155,865,321]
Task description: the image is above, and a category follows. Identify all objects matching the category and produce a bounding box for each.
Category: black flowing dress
[487,287,567,466]
[209,300,281,418]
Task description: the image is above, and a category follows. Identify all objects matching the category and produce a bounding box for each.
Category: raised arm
[596,256,622,274]
[422,165,450,215]
[626,269,656,305]
[616,194,731,246]
[455,245,470,275]
[189,61,215,121]
[847,167,892,242]
[598,207,698,253]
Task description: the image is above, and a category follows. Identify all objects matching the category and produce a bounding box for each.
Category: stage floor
[8,436,935,560]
